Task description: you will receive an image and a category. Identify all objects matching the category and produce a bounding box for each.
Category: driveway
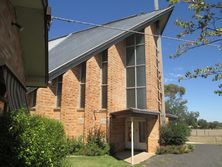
[142,144,222,167]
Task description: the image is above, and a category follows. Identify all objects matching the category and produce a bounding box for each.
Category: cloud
[164,72,183,84]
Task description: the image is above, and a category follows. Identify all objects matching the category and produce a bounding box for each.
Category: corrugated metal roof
[110,108,160,118]
[49,6,174,80]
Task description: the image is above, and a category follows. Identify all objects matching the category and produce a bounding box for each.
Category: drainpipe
[154,0,166,126]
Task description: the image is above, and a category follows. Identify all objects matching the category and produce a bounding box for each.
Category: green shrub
[160,123,191,145]
[156,144,194,154]
[83,129,110,156]
[67,136,84,155]
[67,129,110,156]
[0,109,67,167]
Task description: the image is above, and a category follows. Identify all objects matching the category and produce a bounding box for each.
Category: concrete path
[115,151,155,165]
[142,144,222,167]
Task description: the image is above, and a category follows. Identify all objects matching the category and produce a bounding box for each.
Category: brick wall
[146,116,160,153]
[107,41,126,112]
[108,41,126,150]
[84,55,107,138]
[30,23,162,153]
[145,24,161,153]
[0,0,25,83]
[145,25,160,112]
[60,67,84,138]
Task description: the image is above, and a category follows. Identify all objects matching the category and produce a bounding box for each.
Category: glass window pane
[126,35,134,46]
[102,63,108,84]
[127,67,135,87]
[139,122,146,143]
[80,84,85,108]
[56,76,63,108]
[102,85,107,108]
[127,89,135,108]
[137,88,146,109]
[136,34,145,45]
[80,63,86,83]
[136,45,145,65]
[137,66,146,86]
[126,47,135,66]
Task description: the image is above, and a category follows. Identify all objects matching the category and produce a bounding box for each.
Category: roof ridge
[49,9,162,41]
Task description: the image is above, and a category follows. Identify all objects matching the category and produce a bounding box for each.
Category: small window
[56,75,63,108]
[101,50,108,108]
[80,62,86,108]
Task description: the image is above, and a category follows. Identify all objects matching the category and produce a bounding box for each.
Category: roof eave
[11,0,49,87]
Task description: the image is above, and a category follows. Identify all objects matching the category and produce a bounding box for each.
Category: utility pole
[154,0,159,10]
[154,0,166,125]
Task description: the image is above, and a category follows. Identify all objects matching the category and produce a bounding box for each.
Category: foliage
[0,109,67,167]
[82,130,110,156]
[160,123,191,145]
[165,84,199,127]
[156,144,194,154]
[208,121,222,129]
[67,136,84,155]
[198,119,209,129]
[167,0,222,95]
[179,64,222,96]
[197,119,222,129]
[164,84,186,98]
[67,129,110,156]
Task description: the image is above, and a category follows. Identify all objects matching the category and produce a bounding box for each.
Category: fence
[188,129,222,144]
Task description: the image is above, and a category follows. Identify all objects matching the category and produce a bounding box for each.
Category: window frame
[101,50,108,109]
[55,75,63,108]
[126,33,147,109]
[79,62,86,109]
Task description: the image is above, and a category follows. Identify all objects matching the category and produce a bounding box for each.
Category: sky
[48,0,222,122]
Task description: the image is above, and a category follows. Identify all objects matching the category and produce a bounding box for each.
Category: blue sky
[49,0,222,121]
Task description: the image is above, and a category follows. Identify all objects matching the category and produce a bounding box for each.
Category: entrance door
[125,118,146,150]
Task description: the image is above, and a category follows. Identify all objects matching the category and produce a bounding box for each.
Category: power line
[52,16,221,49]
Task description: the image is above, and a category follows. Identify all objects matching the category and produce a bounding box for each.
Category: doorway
[125,118,146,150]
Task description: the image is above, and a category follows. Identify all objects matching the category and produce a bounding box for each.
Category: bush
[160,123,191,145]
[156,144,194,154]
[67,136,84,155]
[0,109,67,167]
[67,129,110,156]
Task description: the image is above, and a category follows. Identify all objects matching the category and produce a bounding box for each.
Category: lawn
[62,155,142,167]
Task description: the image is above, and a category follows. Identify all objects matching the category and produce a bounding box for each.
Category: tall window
[126,33,146,109]
[55,75,63,108]
[80,62,86,108]
[101,50,108,108]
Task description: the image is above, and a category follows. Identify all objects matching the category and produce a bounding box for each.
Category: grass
[62,155,142,167]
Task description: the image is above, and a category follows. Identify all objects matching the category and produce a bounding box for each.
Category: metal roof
[110,108,160,118]
[49,6,174,80]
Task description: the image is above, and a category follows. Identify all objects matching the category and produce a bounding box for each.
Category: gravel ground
[142,144,222,167]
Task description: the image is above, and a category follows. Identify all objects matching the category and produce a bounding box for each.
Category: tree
[168,0,222,95]
[198,119,209,129]
[165,84,199,127]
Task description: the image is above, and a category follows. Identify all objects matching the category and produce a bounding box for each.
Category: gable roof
[49,6,174,80]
